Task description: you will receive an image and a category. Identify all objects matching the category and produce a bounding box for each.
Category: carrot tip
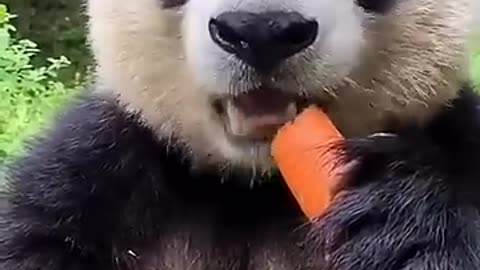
[271,105,345,219]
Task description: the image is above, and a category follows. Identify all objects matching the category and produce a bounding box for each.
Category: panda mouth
[213,88,313,142]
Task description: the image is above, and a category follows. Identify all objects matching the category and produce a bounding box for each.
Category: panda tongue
[226,90,298,139]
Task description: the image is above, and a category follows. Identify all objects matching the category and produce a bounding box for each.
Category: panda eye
[356,0,396,14]
[161,0,188,9]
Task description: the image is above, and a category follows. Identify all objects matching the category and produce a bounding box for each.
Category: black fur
[356,0,397,14]
[1,83,480,270]
[307,84,480,269]
[160,0,188,9]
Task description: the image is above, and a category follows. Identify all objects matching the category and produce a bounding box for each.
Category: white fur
[87,0,475,176]
[184,0,366,97]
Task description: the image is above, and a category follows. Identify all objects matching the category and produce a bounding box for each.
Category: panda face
[183,0,370,142]
[88,0,473,174]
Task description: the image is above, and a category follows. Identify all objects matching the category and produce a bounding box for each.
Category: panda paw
[302,132,480,270]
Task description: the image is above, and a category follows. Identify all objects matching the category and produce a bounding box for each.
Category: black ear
[161,0,188,9]
[355,0,396,14]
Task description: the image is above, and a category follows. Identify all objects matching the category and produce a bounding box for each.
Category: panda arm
[0,95,184,270]
[307,84,480,269]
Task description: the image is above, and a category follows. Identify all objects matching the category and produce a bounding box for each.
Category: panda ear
[161,0,188,9]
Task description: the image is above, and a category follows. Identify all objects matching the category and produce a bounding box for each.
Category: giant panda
[1,0,480,269]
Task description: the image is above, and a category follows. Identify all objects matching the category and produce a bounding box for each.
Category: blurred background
[0,0,91,173]
[0,1,478,182]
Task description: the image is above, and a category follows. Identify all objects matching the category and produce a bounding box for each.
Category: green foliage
[1,0,92,85]
[0,4,80,165]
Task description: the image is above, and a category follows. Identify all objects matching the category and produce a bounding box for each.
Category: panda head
[87,0,474,176]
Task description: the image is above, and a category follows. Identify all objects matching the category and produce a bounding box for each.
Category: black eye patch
[161,0,188,9]
[356,0,396,14]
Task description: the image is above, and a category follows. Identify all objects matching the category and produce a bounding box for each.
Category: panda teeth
[223,99,300,140]
[285,102,298,118]
[225,100,247,136]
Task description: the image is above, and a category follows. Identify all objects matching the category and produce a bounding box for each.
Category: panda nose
[208,11,318,71]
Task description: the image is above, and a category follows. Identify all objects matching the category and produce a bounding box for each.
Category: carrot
[271,105,345,220]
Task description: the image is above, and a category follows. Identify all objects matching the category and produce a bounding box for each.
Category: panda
[1,0,480,269]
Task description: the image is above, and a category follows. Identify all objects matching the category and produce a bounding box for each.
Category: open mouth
[213,88,320,142]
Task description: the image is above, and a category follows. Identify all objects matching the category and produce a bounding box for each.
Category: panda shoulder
[5,92,190,196]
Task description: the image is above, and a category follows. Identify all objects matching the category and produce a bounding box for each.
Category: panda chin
[213,87,314,143]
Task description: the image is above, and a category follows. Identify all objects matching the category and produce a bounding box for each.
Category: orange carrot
[271,105,345,220]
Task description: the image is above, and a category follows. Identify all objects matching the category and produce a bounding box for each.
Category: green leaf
[0,5,83,167]
[0,4,8,24]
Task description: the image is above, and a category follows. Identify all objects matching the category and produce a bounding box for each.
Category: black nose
[208,11,318,71]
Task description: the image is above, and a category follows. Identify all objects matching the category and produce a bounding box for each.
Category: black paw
[301,132,480,270]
